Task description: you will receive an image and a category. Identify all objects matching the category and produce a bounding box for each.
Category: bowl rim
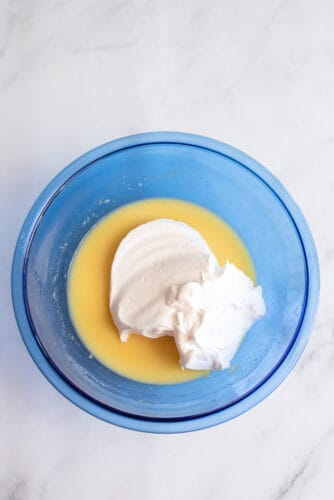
[11,131,320,433]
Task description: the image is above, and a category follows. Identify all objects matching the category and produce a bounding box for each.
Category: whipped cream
[110,219,266,370]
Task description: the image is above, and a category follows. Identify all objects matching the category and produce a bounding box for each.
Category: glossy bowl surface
[12,132,319,433]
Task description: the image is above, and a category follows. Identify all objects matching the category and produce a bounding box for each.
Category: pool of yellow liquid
[67,198,255,384]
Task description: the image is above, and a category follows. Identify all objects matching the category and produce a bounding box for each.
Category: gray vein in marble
[0,0,34,59]
[1,0,155,89]
[274,461,309,500]
[297,347,321,371]
[0,5,12,60]
[273,427,334,499]
[4,477,27,500]
[299,338,334,371]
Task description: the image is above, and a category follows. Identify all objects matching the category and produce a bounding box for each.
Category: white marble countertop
[1,1,333,499]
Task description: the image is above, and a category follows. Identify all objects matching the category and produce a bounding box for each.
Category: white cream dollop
[110,219,266,370]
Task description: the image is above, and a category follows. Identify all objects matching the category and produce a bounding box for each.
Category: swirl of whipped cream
[110,219,265,370]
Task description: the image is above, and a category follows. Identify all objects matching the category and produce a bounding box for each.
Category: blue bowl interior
[25,142,307,420]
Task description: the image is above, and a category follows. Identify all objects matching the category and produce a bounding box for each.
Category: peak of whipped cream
[110,219,266,371]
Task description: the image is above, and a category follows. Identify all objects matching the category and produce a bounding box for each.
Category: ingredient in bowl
[110,219,266,370]
[68,198,256,384]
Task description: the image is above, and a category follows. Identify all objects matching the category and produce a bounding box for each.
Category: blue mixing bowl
[12,132,319,433]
